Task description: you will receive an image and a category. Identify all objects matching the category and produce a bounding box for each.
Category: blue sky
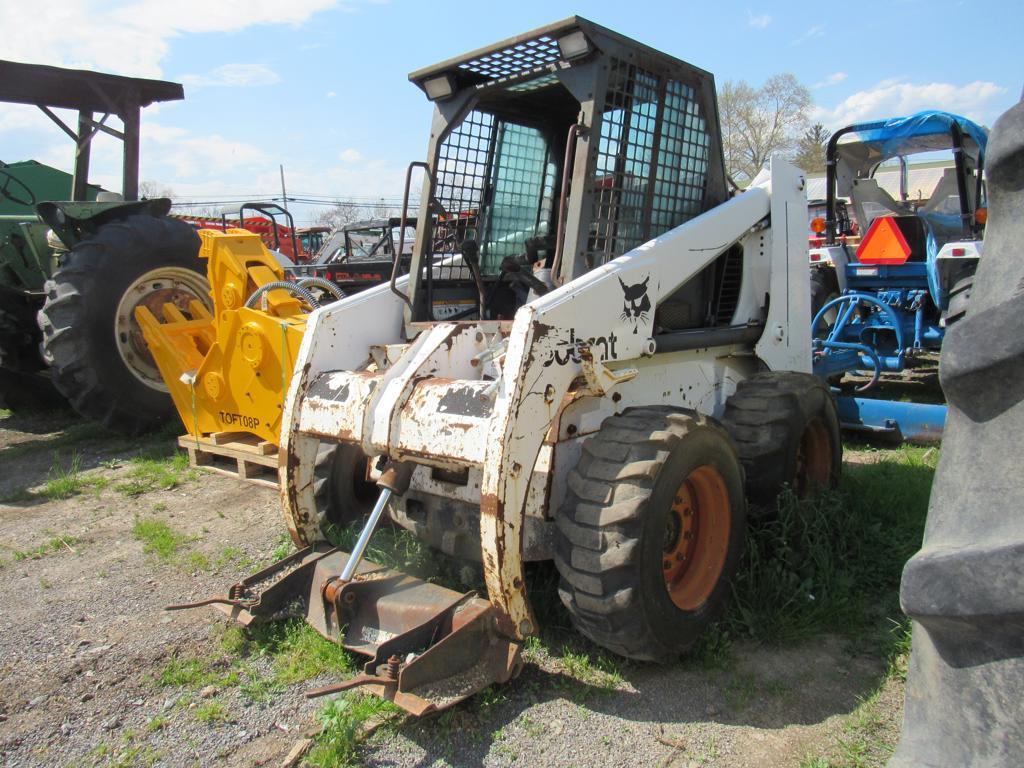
[1,0,1019,224]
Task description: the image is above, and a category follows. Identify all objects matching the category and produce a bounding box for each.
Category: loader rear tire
[722,372,841,509]
[555,408,746,662]
[38,215,207,435]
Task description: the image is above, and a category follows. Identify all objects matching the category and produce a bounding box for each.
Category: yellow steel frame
[136,229,308,445]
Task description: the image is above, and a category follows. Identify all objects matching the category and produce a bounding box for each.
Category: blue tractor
[809,111,987,391]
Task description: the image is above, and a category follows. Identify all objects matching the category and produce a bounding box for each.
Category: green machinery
[0,61,210,431]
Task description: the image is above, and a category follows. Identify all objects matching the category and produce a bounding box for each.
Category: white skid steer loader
[176,17,842,716]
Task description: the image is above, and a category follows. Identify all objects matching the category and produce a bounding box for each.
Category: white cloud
[326,91,337,99]
[143,126,269,178]
[180,64,281,88]
[813,72,847,90]
[339,149,363,163]
[791,24,825,46]
[812,79,1009,129]
[0,0,369,78]
[746,11,771,28]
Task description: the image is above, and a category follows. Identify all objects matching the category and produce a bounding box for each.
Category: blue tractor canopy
[825,110,988,246]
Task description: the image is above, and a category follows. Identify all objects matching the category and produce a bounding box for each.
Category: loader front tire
[315,442,377,534]
[38,215,207,434]
[555,408,746,662]
[722,372,841,509]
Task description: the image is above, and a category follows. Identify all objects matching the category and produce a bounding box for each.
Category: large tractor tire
[38,215,208,434]
[944,272,974,326]
[890,99,1024,768]
[0,292,64,412]
[722,371,841,507]
[555,408,746,662]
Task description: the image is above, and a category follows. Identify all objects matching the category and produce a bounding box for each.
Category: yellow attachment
[136,229,309,445]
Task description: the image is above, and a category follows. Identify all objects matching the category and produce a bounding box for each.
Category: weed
[156,656,236,690]
[215,545,247,568]
[269,533,294,562]
[184,551,211,572]
[306,695,400,768]
[40,452,109,500]
[0,408,10,418]
[145,715,168,732]
[239,668,281,704]
[726,448,935,645]
[132,519,190,560]
[683,623,733,670]
[13,536,79,561]
[219,626,247,656]
[723,671,758,711]
[245,619,354,685]
[116,452,195,496]
[194,702,231,724]
[519,714,546,738]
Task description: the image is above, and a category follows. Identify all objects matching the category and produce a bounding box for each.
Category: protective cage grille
[431,109,556,275]
[588,57,712,267]
[457,36,562,84]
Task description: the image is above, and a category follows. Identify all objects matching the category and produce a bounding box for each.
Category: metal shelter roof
[0,60,183,114]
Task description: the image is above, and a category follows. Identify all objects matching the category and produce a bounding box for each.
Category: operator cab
[399,17,731,331]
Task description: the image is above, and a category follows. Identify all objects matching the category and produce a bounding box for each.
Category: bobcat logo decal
[618,275,651,334]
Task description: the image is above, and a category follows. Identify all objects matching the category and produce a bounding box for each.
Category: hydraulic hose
[296,276,346,303]
[244,281,320,310]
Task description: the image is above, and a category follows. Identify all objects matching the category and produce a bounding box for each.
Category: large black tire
[722,372,842,508]
[555,408,746,662]
[944,273,974,326]
[38,215,207,434]
[0,290,63,412]
[314,442,377,535]
[810,266,840,326]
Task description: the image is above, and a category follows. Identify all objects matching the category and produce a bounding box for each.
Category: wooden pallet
[179,432,279,488]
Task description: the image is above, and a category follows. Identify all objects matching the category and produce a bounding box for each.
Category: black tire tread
[722,371,841,506]
[38,215,203,434]
[555,407,739,661]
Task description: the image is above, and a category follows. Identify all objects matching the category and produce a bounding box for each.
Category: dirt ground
[0,410,906,767]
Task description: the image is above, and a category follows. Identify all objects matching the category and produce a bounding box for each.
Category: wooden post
[122,102,140,201]
[71,110,93,201]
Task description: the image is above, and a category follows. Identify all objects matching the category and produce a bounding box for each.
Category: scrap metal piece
[178,545,521,716]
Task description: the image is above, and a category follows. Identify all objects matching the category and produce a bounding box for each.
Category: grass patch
[246,619,356,685]
[13,535,79,561]
[156,656,237,689]
[194,701,231,724]
[116,451,195,496]
[132,518,191,560]
[269,533,294,562]
[40,452,109,500]
[306,695,401,768]
[725,446,935,646]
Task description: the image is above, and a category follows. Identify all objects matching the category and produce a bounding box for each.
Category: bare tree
[794,123,831,174]
[719,74,812,182]
[138,180,175,200]
[314,201,367,230]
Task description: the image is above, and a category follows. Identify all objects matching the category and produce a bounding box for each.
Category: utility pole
[279,164,288,211]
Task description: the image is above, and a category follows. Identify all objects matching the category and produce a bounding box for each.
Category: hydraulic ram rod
[339,488,392,581]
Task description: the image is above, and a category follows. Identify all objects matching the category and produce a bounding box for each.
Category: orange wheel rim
[662,465,731,611]
[795,417,832,497]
